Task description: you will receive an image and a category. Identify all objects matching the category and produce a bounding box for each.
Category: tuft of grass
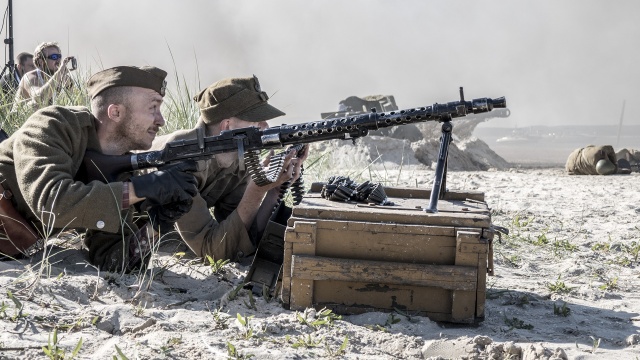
[551,238,578,257]
[113,344,130,360]
[243,291,257,311]
[42,328,83,360]
[205,255,230,275]
[531,230,550,246]
[236,313,255,340]
[324,336,349,358]
[288,334,324,349]
[504,316,534,330]
[598,277,619,291]
[512,214,534,229]
[364,313,401,332]
[546,276,575,294]
[210,307,230,330]
[226,342,254,359]
[296,308,342,330]
[227,283,245,302]
[553,302,571,317]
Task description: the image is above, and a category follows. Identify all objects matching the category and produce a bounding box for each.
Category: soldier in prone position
[0,66,198,272]
[149,75,307,263]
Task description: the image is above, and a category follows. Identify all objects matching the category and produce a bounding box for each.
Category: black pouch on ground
[245,203,292,296]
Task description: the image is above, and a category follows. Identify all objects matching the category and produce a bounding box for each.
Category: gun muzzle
[491,97,507,108]
[471,96,507,113]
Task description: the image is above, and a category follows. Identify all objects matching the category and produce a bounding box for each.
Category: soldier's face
[116,88,165,150]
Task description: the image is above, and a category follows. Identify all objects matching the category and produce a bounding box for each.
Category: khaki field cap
[86,66,168,99]
[195,75,285,125]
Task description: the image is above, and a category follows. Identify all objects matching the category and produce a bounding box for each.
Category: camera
[69,58,77,71]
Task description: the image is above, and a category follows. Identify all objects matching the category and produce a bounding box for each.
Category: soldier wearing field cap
[0,66,198,272]
[149,75,307,263]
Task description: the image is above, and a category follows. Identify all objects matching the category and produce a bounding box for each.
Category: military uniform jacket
[0,106,128,234]
[150,121,254,261]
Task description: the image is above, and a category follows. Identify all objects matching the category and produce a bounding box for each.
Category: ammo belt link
[245,145,307,190]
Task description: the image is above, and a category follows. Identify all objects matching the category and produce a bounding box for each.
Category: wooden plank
[282,242,293,280]
[476,251,488,318]
[452,231,481,322]
[289,277,313,311]
[315,219,456,236]
[280,242,293,306]
[284,221,317,243]
[292,205,490,228]
[314,280,452,314]
[450,290,476,324]
[289,228,317,310]
[315,231,456,264]
[292,192,491,228]
[291,255,477,291]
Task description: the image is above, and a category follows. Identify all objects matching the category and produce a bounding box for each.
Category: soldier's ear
[107,104,123,122]
[219,119,231,131]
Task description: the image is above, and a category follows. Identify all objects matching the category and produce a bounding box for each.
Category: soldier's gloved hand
[131,161,198,205]
[143,198,193,234]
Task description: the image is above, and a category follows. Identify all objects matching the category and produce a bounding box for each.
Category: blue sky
[5,0,639,127]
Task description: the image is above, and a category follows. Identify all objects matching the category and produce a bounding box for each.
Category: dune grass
[0,66,199,137]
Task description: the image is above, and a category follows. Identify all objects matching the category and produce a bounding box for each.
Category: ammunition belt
[321,176,394,206]
[244,145,307,206]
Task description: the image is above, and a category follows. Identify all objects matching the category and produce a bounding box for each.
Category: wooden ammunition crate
[281,185,495,323]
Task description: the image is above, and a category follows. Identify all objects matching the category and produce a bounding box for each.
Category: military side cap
[194,75,285,124]
[87,66,168,99]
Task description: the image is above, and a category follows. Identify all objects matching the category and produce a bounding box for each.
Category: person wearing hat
[0,66,198,272]
[149,75,307,263]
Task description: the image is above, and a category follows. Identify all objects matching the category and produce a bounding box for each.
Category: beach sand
[1,156,639,359]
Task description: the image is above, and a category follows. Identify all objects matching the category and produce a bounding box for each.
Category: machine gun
[83,87,505,211]
[83,87,505,296]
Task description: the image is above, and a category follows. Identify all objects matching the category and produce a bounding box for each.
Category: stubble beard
[113,113,154,152]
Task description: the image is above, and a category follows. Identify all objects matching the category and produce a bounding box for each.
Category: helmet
[617,158,632,174]
[595,159,616,175]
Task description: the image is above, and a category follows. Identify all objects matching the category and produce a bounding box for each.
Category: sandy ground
[1,166,639,359]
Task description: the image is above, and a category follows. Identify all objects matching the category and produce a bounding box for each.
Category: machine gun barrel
[261,93,506,147]
[82,88,506,183]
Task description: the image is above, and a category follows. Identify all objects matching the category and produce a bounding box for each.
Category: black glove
[144,198,193,234]
[131,161,198,206]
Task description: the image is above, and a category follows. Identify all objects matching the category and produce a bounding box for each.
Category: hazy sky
[5,0,639,128]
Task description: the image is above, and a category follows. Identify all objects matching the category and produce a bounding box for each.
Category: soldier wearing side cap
[150,75,307,262]
[0,66,198,272]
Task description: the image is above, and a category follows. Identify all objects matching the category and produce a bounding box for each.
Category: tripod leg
[425,121,453,213]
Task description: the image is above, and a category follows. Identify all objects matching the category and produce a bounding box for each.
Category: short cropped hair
[16,52,33,66]
[91,86,135,118]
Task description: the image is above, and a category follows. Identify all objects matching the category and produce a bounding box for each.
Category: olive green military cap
[194,75,285,124]
[86,66,168,99]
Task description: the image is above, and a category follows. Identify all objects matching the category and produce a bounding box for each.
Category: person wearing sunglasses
[11,41,76,113]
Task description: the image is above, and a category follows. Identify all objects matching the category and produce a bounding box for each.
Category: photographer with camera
[11,41,76,113]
